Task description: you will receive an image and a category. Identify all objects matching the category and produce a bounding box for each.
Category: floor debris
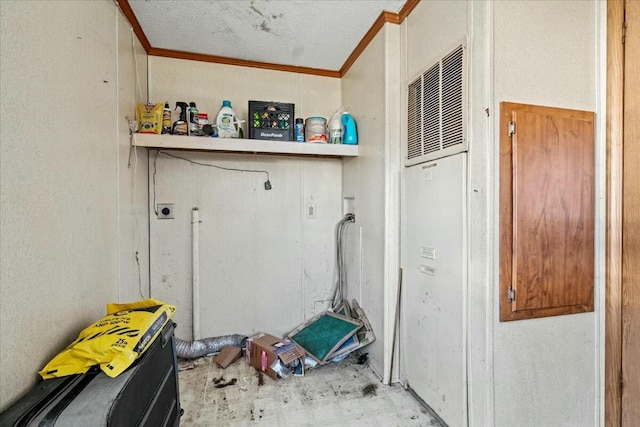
[213,378,237,389]
[357,353,369,365]
[178,353,438,426]
[178,362,195,371]
[362,383,378,397]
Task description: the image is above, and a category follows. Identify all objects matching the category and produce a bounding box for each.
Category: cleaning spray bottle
[172,102,189,135]
[216,100,239,138]
[342,112,358,145]
[188,102,199,136]
[162,101,172,134]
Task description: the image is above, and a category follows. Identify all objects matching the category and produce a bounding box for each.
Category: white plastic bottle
[216,100,239,138]
[328,113,343,144]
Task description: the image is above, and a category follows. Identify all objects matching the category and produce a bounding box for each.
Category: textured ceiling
[128,0,405,71]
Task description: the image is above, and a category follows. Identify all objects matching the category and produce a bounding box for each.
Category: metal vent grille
[407,78,422,160]
[422,63,440,154]
[406,43,467,166]
[441,45,464,149]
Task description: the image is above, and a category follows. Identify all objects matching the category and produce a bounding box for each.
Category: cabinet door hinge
[508,121,516,137]
[507,286,516,303]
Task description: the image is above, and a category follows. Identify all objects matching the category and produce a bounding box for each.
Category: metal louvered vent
[406,43,467,166]
[407,79,422,160]
[423,63,440,155]
[442,46,464,149]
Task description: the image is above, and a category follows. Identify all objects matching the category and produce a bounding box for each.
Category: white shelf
[132,133,358,157]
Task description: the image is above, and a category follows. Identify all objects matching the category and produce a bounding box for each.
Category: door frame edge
[605,0,624,426]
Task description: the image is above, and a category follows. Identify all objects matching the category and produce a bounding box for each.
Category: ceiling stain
[259,20,272,33]
[128,0,405,70]
[249,1,265,18]
[292,46,305,58]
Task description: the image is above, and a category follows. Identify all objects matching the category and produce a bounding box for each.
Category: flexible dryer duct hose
[174,335,247,360]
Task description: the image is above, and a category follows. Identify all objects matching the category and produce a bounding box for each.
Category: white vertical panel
[402,3,469,426]
[403,154,467,426]
[466,1,494,425]
[341,28,387,377]
[383,22,403,384]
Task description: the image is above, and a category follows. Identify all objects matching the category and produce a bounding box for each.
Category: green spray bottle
[172,102,189,135]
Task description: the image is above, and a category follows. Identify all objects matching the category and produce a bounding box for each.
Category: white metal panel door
[402,152,467,426]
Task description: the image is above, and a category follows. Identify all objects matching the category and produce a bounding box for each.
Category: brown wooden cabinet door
[500,102,595,321]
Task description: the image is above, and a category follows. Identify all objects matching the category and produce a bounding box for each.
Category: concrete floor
[177,354,440,427]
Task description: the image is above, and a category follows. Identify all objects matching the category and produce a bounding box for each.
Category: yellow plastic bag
[39,299,176,379]
[137,103,163,134]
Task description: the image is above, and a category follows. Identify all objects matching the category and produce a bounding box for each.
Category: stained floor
[177,354,440,427]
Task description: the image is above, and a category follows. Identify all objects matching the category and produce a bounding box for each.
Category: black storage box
[0,321,181,427]
[249,100,295,141]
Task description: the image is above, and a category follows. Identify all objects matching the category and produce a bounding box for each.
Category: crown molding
[117,0,151,52]
[147,47,341,78]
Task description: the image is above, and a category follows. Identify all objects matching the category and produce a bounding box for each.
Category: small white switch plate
[306,204,316,219]
[157,203,174,219]
[418,265,436,276]
[420,247,436,260]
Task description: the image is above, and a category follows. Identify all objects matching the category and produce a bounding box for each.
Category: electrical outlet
[157,203,174,219]
[306,204,316,219]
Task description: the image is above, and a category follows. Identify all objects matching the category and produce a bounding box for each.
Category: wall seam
[300,160,305,321]
[115,3,122,303]
[485,0,496,425]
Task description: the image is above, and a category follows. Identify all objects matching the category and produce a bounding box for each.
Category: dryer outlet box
[157,204,174,219]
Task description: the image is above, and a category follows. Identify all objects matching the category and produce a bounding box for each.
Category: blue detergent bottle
[342,112,358,145]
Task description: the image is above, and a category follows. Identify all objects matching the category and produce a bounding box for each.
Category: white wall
[341,27,389,378]
[117,11,150,303]
[0,0,148,410]
[149,57,341,131]
[405,0,469,80]
[492,2,600,426]
[147,58,343,340]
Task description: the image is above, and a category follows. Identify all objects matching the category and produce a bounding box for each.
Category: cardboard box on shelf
[246,333,304,380]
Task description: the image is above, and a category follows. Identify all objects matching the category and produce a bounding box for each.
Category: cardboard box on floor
[245,333,305,380]
[214,345,242,368]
